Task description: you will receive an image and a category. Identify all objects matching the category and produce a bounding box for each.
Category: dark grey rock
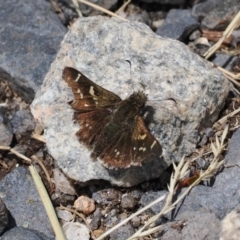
[31,16,229,187]
[11,109,35,139]
[156,9,199,41]
[79,0,118,17]
[90,208,102,230]
[0,198,8,234]
[104,209,119,228]
[192,0,218,19]
[140,190,168,215]
[121,4,151,26]
[211,53,236,70]
[161,210,220,240]
[50,0,79,25]
[140,0,185,4]
[109,224,135,240]
[0,226,48,240]
[92,189,122,206]
[121,194,137,210]
[0,107,12,146]
[128,190,142,201]
[0,0,67,103]
[0,166,54,239]
[200,0,240,30]
[131,216,141,228]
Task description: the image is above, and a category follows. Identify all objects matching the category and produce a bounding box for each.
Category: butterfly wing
[62,67,122,112]
[74,109,111,147]
[92,116,162,168]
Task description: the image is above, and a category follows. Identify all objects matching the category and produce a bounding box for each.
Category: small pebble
[131,216,141,228]
[74,196,95,215]
[121,194,137,210]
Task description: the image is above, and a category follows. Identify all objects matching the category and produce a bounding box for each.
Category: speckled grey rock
[90,208,102,230]
[161,210,220,240]
[11,109,35,140]
[0,0,67,103]
[109,224,135,240]
[220,205,240,240]
[0,197,8,234]
[195,0,240,30]
[0,226,48,240]
[156,9,199,41]
[192,0,218,19]
[0,107,12,146]
[140,190,168,219]
[31,16,229,187]
[0,167,54,239]
[211,53,234,69]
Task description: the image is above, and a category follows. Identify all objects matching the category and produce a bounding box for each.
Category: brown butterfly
[62,67,162,169]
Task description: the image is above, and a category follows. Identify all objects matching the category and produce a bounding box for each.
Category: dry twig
[77,0,128,21]
[115,0,131,14]
[204,11,240,59]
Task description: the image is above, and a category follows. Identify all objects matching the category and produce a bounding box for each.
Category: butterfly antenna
[125,59,135,92]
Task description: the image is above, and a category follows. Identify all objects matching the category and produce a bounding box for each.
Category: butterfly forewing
[62,67,121,112]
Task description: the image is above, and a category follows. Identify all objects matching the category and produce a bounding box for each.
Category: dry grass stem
[0,146,11,150]
[224,163,240,168]
[29,165,66,240]
[77,0,128,21]
[10,148,32,164]
[31,133,46,143]
[217,66,240,87]
[204,11,240,59]
[31,155,52,185]
[72,0,83,17]
[214,108,240,128]
[115,0,131,14]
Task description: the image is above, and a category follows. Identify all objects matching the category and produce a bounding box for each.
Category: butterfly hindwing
[74,109,111,147]
[91,116,162,168]
[62,67,122,112]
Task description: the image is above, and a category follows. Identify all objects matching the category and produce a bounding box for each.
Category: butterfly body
[62,67,162,169]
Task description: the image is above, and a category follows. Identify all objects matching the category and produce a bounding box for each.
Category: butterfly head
[129,91,147,108]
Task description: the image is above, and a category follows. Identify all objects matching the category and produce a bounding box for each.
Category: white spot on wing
[139,147,146,152]
[80,93,83,99]
[139,134,147,140]
[89,86,95,96]
[151,140,157,149]
[74,73,81,82]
